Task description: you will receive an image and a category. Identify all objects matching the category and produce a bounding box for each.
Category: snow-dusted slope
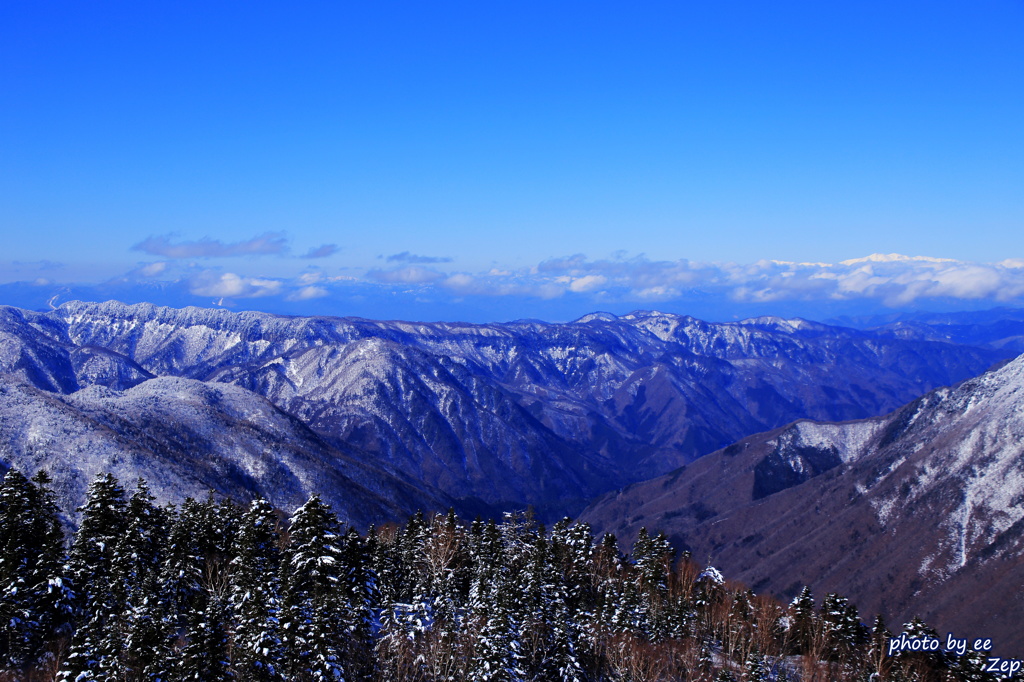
[0,300,1009,516]
[582,353,1024,651]
[0,374,453,527]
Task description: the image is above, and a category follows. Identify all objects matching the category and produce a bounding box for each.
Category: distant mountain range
[581,351,1024,652]
[836,306,1024,354]
[0,300,1012,523]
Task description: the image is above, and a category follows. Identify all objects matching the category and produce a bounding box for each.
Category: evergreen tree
[106,479,169,680]
[466,526,524,682]
[820,592,864,658]
[231,497,285,682]
[0,468,41,668]
[867,613,892,680]
[789,586,816,654]
[630,528,674,639]
[165,494,241,682]
[281,495,347,682]
[338,526,377,679]
[177,590,233,681]
[59,472,128,681]
[31,471,75,673]
[149,498,208,678]
[549,518,593,614]
[591,532,624,632]
[367,524,401,611]
[694,564,726,639]
[6,479,987,682]
[892,617,952,678]
[0,469,69,669]
[741,648,768,682]
[522,532,584,682]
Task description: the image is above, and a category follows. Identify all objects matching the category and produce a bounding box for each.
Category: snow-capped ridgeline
[0,300,1011,519]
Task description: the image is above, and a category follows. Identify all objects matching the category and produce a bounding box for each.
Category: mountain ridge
[580,352,1024,652]
[0,299,1013,522]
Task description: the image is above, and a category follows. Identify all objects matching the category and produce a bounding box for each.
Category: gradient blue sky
[3,1,1024,321]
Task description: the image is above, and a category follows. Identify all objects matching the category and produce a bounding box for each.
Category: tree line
[0,469,1010,681]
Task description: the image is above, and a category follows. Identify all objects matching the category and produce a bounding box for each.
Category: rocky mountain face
[580,353,1024,653]
[0,300,1011,521]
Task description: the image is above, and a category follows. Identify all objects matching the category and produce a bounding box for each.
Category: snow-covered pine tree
[549,519,594,678]
[866,613,892,681]
[106,478,169,680]
[395,511,428,605]
[231,497,285,682]
[891,617,954,679]
[694,564,726,642]
[58,472,128,681]
[591,532,624,634]
[549,519,593,613]
[740,647,768,682]
[0,468,41,669]
[788,586,816,655]
[148,497,212,679]
[465,530,524,682]
[281,495,347,682]
[0,469,69,670]
[176,589,233,681]
[336,526,376,680]
[820,592,865,663]
[143,492,238,682]
[948,646,1001,682]
[520,531,584,682]
[27,470,75,669]
[629,528,674,639]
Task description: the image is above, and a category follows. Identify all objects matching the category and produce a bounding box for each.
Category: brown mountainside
[580,354,1024,654]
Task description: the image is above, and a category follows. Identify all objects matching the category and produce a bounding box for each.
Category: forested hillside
[1,470,1010,681]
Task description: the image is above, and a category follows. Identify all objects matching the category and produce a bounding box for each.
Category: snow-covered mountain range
[0,300,1010,523]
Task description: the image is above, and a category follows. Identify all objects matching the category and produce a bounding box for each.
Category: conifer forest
[0,470,1011,681]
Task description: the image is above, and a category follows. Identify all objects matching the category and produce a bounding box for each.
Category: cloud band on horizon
[6,252,1024,319]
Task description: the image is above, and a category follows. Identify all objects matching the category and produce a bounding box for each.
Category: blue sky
[3,1,1024,321]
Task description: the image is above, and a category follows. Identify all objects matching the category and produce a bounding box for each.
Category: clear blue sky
[3,1,1024,321]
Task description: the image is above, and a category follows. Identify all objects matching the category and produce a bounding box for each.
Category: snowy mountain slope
[580,353,1024,651]
[0,374,454,527]
[0,300,1009,515]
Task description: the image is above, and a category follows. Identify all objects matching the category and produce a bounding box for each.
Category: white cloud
[569,275,607,293]
[138,261,169,277]
[635,286,681,300]
[470,252,1024,307]
[140,251,1024,310]
[839,253,957,266]
[288,285,329,300]
[189,272,282,298]
[442,273,477,293]
[368,266,445,284]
